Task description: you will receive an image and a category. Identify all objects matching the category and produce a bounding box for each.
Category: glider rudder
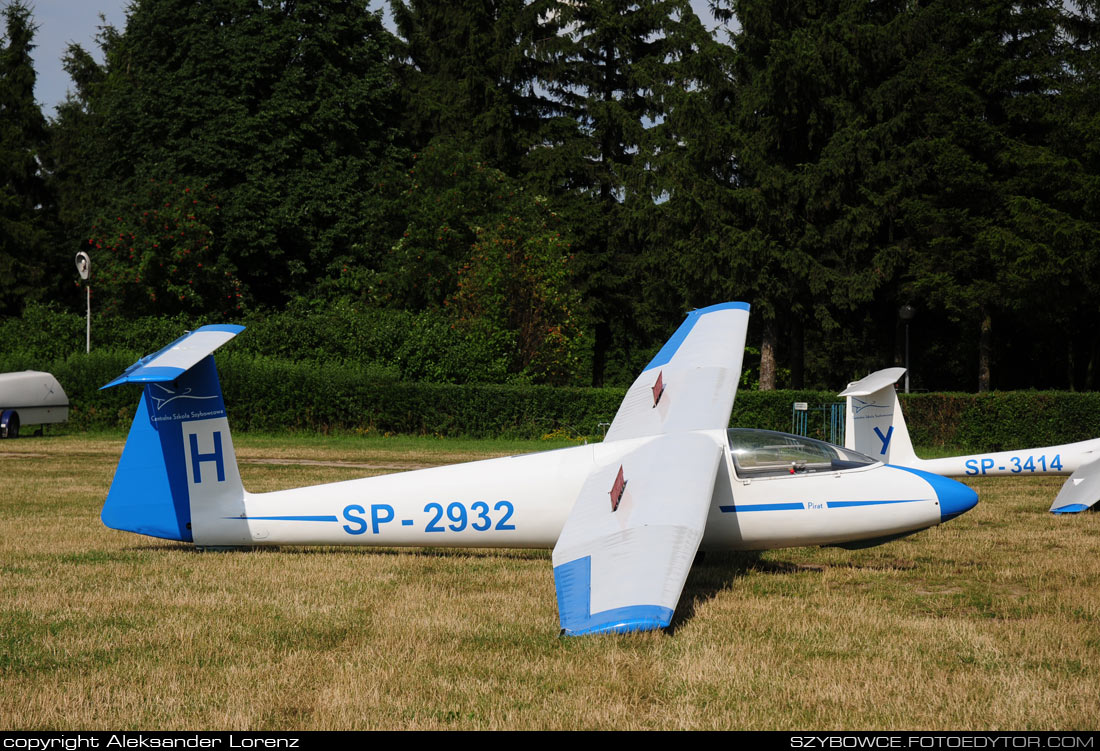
[839,368,918,464]
[100,325,245,542]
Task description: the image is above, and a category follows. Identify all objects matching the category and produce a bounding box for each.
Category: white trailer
[0,371,69,438]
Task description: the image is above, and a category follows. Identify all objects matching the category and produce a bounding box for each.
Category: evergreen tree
[48,27,115,287]
[390,0,555,175]
[679,0,914,389]
[58,0,404,310]
[532,0,710,385]
[0,1,52,315]
[898,0,1099,391]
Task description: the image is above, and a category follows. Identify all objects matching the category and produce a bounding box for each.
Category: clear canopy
[726,428,879,477]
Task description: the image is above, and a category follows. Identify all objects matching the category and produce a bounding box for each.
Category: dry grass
[2,433,1098,730]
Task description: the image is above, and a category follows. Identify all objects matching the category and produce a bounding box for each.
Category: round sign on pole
[75,251,91,280]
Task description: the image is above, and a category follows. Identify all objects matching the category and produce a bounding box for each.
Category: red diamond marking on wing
[652,371,665,407]
[610,465,626,512]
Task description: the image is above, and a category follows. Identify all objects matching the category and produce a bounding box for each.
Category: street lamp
[898,304,916,393]
[75,252,90,353]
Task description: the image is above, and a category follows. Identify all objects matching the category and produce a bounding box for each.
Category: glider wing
[1050,457,1100,514]
[551,432,725,635]
[603,302,749,442]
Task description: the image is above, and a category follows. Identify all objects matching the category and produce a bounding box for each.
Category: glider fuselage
[897,438,1100,479]
[183,422,970,552]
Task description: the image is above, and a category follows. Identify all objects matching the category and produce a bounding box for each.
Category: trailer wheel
[0,410,18,439]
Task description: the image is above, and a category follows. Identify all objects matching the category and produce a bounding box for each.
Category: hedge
[0,303,515,385]
[3,349,1099,447]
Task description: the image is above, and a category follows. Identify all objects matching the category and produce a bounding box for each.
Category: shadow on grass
[667,550,923,634]
[668,551,766,634]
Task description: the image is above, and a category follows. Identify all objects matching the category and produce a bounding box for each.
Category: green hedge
[0,302,510,385]
[4,348,1100,446]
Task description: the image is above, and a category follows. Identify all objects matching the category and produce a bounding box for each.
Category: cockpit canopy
[726,428,879,477]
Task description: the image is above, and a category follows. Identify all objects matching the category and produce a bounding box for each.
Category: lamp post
[75,252,90,353]
[898,304,916,393]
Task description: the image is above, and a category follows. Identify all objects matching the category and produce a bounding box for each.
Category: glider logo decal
[852,398,889,414]
[151,383,218,412]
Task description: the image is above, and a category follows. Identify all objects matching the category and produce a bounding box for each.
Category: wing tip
[1051,503,1092,514]
[559,606,675,637]
[644,301,750,373]
[554,555,676,636]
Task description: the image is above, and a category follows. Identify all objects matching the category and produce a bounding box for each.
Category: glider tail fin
[839,368,919,465]
[100,326,246,542]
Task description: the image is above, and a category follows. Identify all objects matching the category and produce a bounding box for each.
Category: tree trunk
[790,318,804,389]
[978,310,992,393]
[760,318,778,391]
[591,320,611,387]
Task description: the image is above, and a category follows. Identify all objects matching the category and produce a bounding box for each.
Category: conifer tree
[390,0,556,175]
[533,0,710,384]
[57,0,404,310]
[0,1,52,315]
[898,0,1099,390]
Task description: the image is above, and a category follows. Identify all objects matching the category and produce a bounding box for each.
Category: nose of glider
[920,470,978,522]
[936,477,978,523]
[892,466,978,523]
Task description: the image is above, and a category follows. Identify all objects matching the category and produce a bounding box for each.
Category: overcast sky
[25,0,727,119]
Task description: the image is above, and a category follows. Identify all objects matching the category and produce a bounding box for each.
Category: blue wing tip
[560,608,674,636]
[195,323,246,334]
[1051,503,1091,514]
[644,301,750,372]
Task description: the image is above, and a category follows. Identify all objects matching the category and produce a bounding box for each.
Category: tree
[532,0,711,385]
[389,0,556,176]
[59,0,405,309]
[0,1,52,315]
[674,0,915,389]
[86,178,244,317]
[448,193,589,384]
[364,140,591,384]
[898,0,1099,391]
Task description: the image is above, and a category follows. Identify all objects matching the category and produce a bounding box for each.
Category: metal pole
[86,286,91,353]
[904,323,910,394]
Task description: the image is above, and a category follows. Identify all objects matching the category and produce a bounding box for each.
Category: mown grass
[1,433,1097,730]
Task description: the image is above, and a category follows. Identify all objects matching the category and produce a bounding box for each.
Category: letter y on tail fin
[839,368,919,465]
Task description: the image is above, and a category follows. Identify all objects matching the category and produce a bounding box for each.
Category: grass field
[2,431,1098,730]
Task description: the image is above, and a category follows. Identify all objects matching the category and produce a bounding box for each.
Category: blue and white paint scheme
[100,306,978,636]
[841,368,1100,514]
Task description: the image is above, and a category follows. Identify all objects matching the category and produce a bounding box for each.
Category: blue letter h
[189,431,226,483]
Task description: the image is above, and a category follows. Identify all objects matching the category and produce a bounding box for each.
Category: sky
[23,0,727,119]
[25,0,131,117]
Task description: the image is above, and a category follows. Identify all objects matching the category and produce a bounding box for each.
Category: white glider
[101,304,978,635]
[841,368,1100,514]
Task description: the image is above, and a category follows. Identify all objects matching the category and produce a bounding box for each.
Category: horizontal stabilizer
[839,368,906,397]
[102,325,245,389]
[1050,457,1100,514]
[552,432,724,635]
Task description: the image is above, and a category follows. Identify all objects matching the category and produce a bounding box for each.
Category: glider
[100,303,978,635]
[840,368,1100,514]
